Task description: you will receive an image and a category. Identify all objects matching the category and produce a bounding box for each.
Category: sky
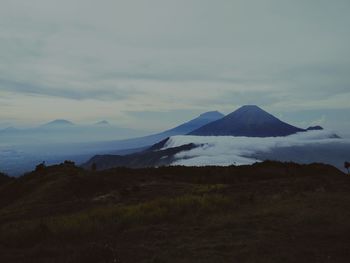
[0,0,349,135]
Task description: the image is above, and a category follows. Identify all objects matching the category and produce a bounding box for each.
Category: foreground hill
[189,105,305,137]
[0,161,350,262]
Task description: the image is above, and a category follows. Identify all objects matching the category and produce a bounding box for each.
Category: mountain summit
[164,111,224,135]
[198,111,224,119]
[189,105,305,137]
[42,119,75,128]
[95,120,110,126]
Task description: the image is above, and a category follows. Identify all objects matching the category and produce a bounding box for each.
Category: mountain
[87,111,225,153]
[156,111,224,136]
[189,105,305,137]
[41,119,75,128]
[0,126,19,133]
[166,111,224,134]
[307,126,323,131]
[83,141,196,170]
[0,111,224,176]
[95,120,110,126]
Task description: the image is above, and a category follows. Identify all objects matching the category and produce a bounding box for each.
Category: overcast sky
[0,0,349,134]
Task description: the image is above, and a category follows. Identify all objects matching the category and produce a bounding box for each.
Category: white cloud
[161,131,348,166]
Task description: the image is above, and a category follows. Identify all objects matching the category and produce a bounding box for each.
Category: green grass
[1,193,234,246]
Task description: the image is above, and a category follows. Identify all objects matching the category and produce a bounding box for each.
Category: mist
[0,122,148,176]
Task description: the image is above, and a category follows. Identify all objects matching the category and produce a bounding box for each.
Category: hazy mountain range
[0,119,144,145]
[0,111,224,175]
[84,105,347,171]
[1,105,348,176]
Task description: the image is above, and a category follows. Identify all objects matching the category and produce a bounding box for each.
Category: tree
[0,171,11,184]
[35,161,46,172]
[345,162,350,175]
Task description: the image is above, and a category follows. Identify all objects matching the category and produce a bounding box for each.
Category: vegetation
[345,161,350,174]
[35,161,46,172]
[0,161,349,262]
[91,162,97,172]
[0,172,12,185]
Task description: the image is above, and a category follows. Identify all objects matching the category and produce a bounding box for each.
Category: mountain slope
[83,141,196,170]
[90,111,225,153]
[189,105,305,137]
[165,111,224,134]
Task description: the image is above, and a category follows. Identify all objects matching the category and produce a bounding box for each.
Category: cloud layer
[162,131,350,167]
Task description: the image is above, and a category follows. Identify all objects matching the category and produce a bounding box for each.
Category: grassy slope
[0,162,349,263]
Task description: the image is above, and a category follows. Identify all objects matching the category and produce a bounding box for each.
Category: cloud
[0,0,349,132]
[0,78,129,101]
[161,131,349,166]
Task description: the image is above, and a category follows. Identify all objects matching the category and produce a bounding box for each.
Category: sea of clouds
[161,131,350,169]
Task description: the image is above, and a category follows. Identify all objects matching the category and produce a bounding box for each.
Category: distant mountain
[86,111,224,153]
[189,105,305,137]
[167,111,224,134]
[95,120,110,126]
[0,126,19,133]
[83,140,196,170]
[41,119,75,128]
[307,126,323,131]
[0,118,146,149]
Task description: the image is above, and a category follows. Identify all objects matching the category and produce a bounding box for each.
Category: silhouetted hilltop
[0,161,344,212]
[0,172,12,186]
[307,126,324,131]
[0,161,349,262]
[83,141,196,170]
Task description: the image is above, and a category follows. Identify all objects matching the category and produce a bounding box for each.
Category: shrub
[345,162,350,174]
[35,162,46,172]
[63,160,76,167]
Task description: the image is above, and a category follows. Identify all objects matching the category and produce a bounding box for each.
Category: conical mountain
[189,105,305,137]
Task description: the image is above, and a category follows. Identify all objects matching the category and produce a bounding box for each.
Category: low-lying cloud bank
[162,131,350,168]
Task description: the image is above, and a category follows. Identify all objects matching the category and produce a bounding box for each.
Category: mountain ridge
[86,111,225,154]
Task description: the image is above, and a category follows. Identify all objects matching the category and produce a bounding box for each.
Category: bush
[63,160,76,167]
[35,162,46,172]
